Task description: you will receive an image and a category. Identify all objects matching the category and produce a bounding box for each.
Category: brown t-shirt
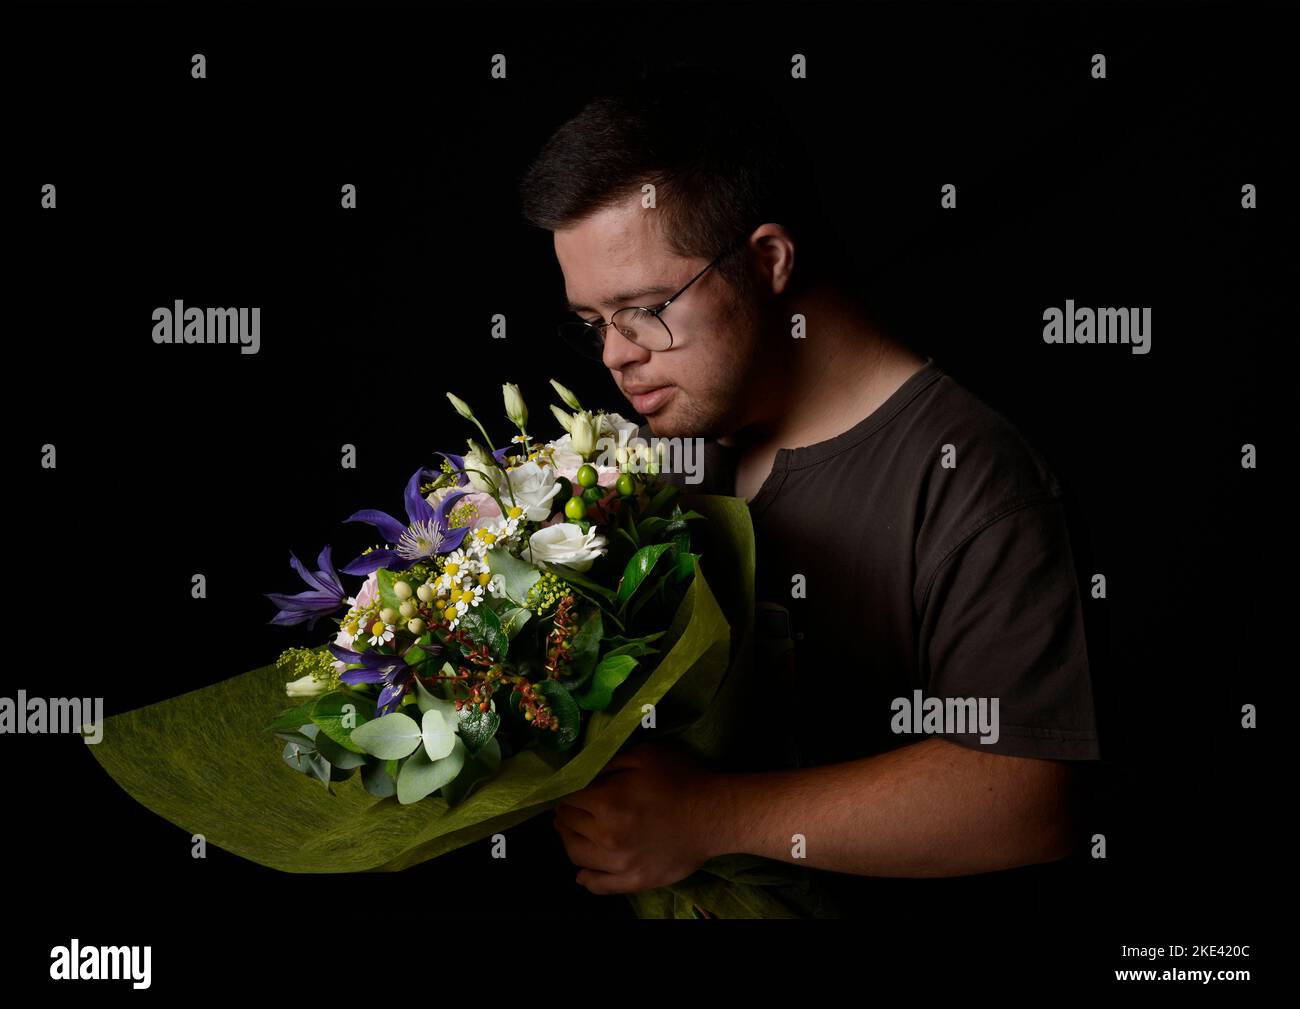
[639,354,1101,768]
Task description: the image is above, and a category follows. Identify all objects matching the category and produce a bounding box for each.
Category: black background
[7,0,1285,987]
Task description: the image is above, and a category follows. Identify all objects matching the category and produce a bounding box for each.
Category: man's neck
[717,282,924,457]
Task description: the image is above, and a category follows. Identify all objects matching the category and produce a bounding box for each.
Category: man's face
[553,197,765,439]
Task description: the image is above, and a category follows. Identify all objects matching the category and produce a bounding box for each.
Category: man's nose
[600,323,651,371]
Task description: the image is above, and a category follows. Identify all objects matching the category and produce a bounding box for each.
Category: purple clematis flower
[329,640,443,716]
[341,467,473,577]
[265,545,349,630]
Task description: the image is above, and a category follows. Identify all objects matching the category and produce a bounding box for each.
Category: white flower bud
[446,392,476,421]
[285,673,328,699]
[570,411,597,459]
[502,383,528,429]
[549,378,583,411]
[550,403,574,434]
[464,439,502,495]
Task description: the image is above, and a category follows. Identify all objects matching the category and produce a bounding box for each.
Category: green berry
[576,464,598,488]
[582,486,602,505]
[616,473,635,496]
[564,496,586,520]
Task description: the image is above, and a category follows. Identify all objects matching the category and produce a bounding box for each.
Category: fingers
[554,819,626,874]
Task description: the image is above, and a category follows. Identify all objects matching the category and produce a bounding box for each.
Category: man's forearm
[699,737,1078,878]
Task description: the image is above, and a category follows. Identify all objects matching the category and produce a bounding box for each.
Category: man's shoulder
[898,367,1065,513]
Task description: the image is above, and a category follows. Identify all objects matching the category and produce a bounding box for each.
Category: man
[517,66,1101,916]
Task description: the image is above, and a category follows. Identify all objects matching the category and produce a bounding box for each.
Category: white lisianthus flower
[501,459,562,521]
[285,673,329,699]
[463,440,502,495]
[599,411,639,442]
[527,522,608,572]
[549,432,622,488]
[569,411,598,458]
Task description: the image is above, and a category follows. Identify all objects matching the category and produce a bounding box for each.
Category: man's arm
[703,737,1079,877]
[554,736,1081,894]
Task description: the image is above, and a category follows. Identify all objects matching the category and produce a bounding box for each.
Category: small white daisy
[367,622,396,647]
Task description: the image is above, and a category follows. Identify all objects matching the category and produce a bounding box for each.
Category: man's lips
[624,384,675,414]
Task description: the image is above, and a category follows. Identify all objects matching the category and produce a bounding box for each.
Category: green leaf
[420,706,460,760]
[266,701,316,734]
[457,704,501,756]
[484,548,542,606]
[459,605,507,659]
[404,630,442,667]
[315,731,368,769]
[602,631,665,659]
[397,735,467,805]
[644,482,679,517]
[638,509,705,543]
[376,568,411,614]
[498,606,532,639]
[349,712,423,760]
[360,759,396,798]
[309,690,377,754]
[562,609,604,688]
[574,654,640,711]
[280,724,331,787]
[616,543,673,608]
[536,679,581,752]
[629,569,673,620]
[548,565,616,602]
[620,499,640,548]
[440,737,501,807]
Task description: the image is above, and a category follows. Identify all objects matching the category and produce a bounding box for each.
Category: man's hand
[553,740,724,895]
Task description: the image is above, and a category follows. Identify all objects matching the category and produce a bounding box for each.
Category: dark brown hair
[517,64,848,302]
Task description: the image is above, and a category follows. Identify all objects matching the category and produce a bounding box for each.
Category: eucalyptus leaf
[421,707,459,761]
[360,759,397,798]
[397,735,468,805]
[498,606,533,639]
[484,548,542,606]
[440,737,501,808]
[349,712,423,760]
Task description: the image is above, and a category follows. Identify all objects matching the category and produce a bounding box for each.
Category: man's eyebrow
[566,285,673,314]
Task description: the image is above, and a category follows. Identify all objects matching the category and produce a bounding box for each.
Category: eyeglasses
[558,234,749,361]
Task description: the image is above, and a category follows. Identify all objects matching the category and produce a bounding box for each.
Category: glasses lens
[611,307,672,351]
[558,321,605,360]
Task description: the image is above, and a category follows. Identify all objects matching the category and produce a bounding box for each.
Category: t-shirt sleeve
[916,496,1101,760]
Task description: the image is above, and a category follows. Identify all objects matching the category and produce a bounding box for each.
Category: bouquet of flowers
[265,380,708,807]
[88,379,752,882]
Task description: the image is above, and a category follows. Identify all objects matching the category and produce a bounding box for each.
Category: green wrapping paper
[87,495,840,914]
